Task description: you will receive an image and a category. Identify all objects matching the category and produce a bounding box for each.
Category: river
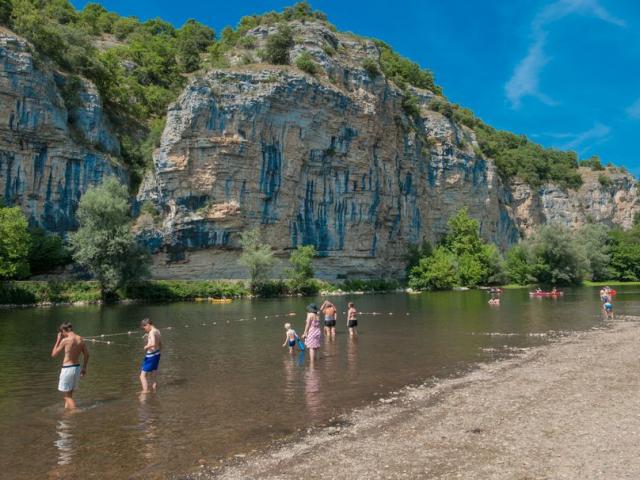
[0,287,637,479]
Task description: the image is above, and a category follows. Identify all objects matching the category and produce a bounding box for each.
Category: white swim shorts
[58,364,81,392]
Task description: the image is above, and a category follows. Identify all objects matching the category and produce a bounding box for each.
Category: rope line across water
[83,311,410,344]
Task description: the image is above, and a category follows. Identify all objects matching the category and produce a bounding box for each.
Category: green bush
[69,178,150,300]
[362,58,379,78]
[0,206,31,280]
[238,35,256,49]
[401,94,421,118]
[519,225,588,286]
[295,51,319,74]
[0,281,101,305]
[238,229,276,291]
[374,40,441,94]
[0,0,13,26]
[598,174,613,187]
[608,225,640,281]
[340,278,399,292]
[27,227,71,275]
[505,244,532,285]
[263,24,294,65]
[286,245,316,294]
[408,246,458,290]
[125,280,247,301]
[580,155,603,171]
[407,209,504,289]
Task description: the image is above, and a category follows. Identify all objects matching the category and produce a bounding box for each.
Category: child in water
[603,300,614,320]
[282,323,299,353]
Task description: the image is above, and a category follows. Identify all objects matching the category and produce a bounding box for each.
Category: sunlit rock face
[1,22,635,280]
[0,29,124,233]
[137,21,638,279]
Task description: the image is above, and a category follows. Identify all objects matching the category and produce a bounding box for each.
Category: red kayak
[529,291,564,297]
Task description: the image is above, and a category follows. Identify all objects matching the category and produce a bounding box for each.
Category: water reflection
[347,335,358,378]
[54,417,74,466]
[137,395,160,462]
[304,365,323,422]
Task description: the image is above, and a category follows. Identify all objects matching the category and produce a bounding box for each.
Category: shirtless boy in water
[320,300,338,337]
[51,323,89,410]
[140,318,162,393]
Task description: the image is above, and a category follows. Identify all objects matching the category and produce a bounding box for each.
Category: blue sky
[71,0,640,176]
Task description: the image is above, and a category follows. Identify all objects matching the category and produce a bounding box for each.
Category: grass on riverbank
[0,278,402,306]
[582,280,640,287]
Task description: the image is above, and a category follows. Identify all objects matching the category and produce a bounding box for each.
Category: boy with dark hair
[140,318,162,393]
[51,323,89,409]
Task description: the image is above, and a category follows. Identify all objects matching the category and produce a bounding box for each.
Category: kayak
[529,291,564,297]
[209,298,232,304]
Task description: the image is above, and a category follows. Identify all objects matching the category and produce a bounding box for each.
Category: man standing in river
[51,323,89,410]
[140,318,162,393]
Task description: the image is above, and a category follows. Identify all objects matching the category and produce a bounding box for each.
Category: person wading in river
[302,304,322,363]
[347,302,358,336]
[51,323,89,410]
[140,318,162,393]
[320,300,338,338]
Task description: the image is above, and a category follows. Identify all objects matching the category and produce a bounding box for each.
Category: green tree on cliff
[238,229,275,291]
[0,206,31,280]
[69,178,150,300]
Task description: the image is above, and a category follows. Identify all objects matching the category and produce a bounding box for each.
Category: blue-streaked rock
[0,28,125,233]
[138,21,638,279]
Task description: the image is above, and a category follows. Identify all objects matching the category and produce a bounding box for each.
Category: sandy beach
[184,316,640,480]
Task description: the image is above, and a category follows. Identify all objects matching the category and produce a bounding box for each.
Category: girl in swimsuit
[302,304,322,363]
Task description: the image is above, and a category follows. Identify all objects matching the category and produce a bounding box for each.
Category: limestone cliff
[0,17,637,280]
[136,21,638,279]
[0,28,125,233]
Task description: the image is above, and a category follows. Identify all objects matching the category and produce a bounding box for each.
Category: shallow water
[0,287,637,479]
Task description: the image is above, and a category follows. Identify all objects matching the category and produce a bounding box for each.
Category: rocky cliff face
[136,21,638,279]
[0,22,636,280]
[0,28,125,233]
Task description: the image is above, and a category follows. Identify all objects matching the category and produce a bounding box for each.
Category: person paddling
[51,323,89,410]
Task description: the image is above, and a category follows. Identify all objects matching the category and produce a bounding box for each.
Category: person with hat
[301,303,322,363]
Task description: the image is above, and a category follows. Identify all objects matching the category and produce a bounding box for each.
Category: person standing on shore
[301,304,322,363]
[51,323,89,410]
[140,319,162,393]
[320,300,337,338]
[347,302,358,336]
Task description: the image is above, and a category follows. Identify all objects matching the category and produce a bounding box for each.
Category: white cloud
[626,97,640,119]
[559,122,611,151]
[506,0,625,108]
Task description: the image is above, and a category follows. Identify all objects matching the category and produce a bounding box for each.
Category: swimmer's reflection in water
[303,364,323,422]
[347,334,358,378]
[54,417,74,466]
[137,394,160,461]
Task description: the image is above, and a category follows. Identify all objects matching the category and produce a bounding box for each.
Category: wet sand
[184,316,640,480]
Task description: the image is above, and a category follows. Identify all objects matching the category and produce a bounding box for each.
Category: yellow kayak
[208,298,232,304]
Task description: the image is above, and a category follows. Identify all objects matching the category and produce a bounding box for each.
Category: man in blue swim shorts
[140,318,162,393]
